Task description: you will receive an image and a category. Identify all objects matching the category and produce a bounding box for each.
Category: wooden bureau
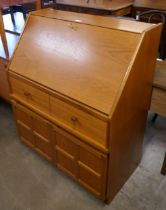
[8,9,162,203]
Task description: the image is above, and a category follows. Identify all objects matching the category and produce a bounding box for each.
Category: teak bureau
[8,9,161,203]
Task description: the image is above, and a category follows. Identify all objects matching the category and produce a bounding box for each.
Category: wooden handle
[24,92,31,97]
[71,116,78,123]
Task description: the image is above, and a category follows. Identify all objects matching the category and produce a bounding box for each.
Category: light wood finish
[10,76,50,113]
[13,102,52,160]
[0,59,10,101]
[55,0,133,16]
[53,126,107,198]
[9,10,155,115]
[50,96,107,147]
[107,26,162,202]
[32,9,153,33]
[134,0,166,11]
[9,9,162,202]
[150,60,166,117]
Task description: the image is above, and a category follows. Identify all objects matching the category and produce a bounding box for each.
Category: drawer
[50,96,107,147]
[150,88,166,116]
[10,76,50,113]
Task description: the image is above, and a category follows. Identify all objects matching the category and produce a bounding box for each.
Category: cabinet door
[13,102,53,160]
[53,128,78,179]
[53,127,107,199]
[32,114,52,161]
[13,103,34,148]
[78,147,107,199]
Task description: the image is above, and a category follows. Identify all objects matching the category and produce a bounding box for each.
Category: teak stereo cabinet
[8,9,161,203]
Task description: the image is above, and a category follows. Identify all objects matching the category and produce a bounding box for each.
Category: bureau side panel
[106,25,162,203]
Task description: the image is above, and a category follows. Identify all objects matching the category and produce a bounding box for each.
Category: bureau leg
[161,153,166,175]
[152,113,158,123]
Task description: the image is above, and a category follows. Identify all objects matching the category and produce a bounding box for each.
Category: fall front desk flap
[9,8,160,116]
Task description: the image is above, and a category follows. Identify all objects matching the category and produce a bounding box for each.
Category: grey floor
[0,99,166,210]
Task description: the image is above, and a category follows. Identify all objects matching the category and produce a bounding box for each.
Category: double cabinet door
[13,102,52,161]
[12,102,107,199]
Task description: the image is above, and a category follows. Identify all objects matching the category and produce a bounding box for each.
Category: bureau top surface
[9,9,155,116]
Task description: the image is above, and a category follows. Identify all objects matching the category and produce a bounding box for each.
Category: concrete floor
[0,99,166,210]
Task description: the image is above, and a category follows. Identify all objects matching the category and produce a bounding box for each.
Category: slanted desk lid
[10,9,146,115]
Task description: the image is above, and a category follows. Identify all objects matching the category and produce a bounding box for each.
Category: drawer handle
[24,92,31,97]
[71,116,78,123]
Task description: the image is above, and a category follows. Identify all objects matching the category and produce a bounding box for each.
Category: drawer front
[150,88,166,116]
[50,96,107,147]
[10,76,50,113]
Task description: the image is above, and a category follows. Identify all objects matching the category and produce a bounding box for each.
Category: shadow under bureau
[8,8,161,203]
